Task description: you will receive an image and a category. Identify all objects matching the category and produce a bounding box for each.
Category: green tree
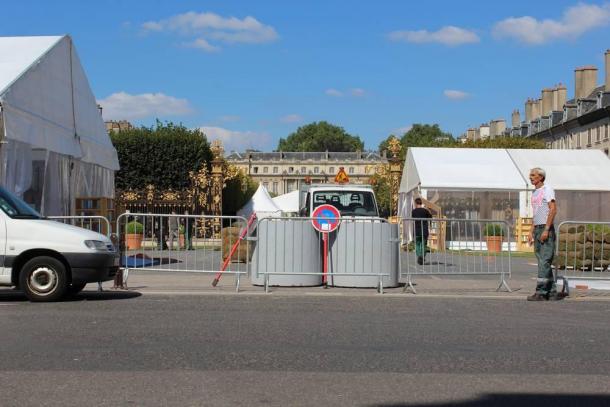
[222,171,258,215]
[401,124,455,149]
[369,173,391,218]
[278,121,364,152]
[111,121,213,190]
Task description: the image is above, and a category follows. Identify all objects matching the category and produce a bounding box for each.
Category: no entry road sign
[311,204,341,233]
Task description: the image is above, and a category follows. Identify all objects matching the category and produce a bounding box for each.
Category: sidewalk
[91,262,610,300]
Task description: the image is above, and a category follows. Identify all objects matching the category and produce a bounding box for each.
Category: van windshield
[0,186,43,219]
[312,190,378,217]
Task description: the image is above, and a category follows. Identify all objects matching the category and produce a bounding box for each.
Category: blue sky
[3,0,610,151]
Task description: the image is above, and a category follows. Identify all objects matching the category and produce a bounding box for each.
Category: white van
[0,186,118,301]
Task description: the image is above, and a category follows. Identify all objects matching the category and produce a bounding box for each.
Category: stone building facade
[462,49,610,156]
[225,151,387,195]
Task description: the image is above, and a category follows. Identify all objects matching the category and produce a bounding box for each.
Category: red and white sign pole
[311,204,341,288]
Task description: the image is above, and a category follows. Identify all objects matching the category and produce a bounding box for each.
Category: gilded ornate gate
[115,141,231,238]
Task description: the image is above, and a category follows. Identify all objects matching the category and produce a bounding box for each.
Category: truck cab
[0,186,118,301]
[299,184,380,218]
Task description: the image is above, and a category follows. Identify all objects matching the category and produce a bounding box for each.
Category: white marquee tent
[272,190,300,215]
[0,35,120,215]
[237,184,282,220]
[399,148,610,225]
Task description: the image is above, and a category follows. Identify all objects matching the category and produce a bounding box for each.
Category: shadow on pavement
[0,289,141,302]
[374,394,610,407]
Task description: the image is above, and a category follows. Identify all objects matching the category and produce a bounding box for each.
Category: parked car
[0,186,118,301]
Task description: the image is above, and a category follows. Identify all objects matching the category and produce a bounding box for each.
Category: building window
[263,167,268,173]
[272,182,278,193]
[313,167,319,174]
[273,167,278,174]
[253,167,258,174]
[263,182,269,189]
[348,167,354,174]
[329,167,334,174]
[289,167,294,173]
[301,166,306,173]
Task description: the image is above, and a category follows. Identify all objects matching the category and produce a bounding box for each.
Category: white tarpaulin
[398,147,610,223]
[237,184,282,219]
[399,148,528,194]
[272,190,300,214]
[0,35,119,215]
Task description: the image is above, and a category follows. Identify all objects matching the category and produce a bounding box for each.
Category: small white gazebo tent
[272,190,300,215]
[237,185,282,220]
[0,35,120,215]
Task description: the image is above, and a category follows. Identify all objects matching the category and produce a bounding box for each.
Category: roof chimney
[524,99,533,122]
[541,88,553,116]
[605,50,610,92]
[575,65,598,99]
[511,109,520,128]
[531,99,541,120]
[552,84,567,111]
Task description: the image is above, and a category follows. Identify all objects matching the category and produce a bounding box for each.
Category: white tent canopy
[400,148,528,194]
[0,35,119,215]
[399,147,610,223]
[272,190,300,214]
[400,147,610,194]
[237,185,282,219]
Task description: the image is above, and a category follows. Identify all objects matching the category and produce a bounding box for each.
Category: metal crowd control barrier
[555,221,610,292]
[116,213,250,292]
[400,217,512,293]
[252,217,398,294]
[47,215,111,237]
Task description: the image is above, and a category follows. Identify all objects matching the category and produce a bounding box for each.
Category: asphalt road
[2,291,610,406]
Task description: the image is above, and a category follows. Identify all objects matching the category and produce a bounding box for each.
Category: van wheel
[19,256,68,302]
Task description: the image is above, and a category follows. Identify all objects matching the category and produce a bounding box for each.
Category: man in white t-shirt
[527,167,565,301]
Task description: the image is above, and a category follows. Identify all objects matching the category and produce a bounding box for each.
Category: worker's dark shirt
[412,207,432,238]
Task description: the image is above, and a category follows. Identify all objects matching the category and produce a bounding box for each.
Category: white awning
[237,184,282,219]
[272,190,300,213]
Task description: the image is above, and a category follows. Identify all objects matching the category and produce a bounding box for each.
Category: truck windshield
[312,190,378,217]
[0,186,43,219]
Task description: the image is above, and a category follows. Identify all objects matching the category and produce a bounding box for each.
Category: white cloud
[98,92,194,120]
[493,3,610,45]
[142,11,278,51]
[280,114,303,123]
[325,88,366,98]
[444,89,470,100]
[350,88,366,97]
[388,25,480,46]
[184,38,220,52]
[219,115,241,122]
[200,126,272,152]
[325,88,343,97]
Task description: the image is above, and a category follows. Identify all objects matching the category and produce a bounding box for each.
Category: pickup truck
[0,186,118,301]
[299,184,380,218]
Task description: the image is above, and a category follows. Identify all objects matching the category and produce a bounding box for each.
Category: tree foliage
[369,173,391,218]
[278,121,364,152]
[222,171,258,215]
[110,121,213,190]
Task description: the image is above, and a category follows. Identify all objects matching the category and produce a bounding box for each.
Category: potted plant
[125,220,144,250]
[484,223,505,253]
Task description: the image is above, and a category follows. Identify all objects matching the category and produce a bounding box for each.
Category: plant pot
[485,236,503,253]
[125,234,143,250]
